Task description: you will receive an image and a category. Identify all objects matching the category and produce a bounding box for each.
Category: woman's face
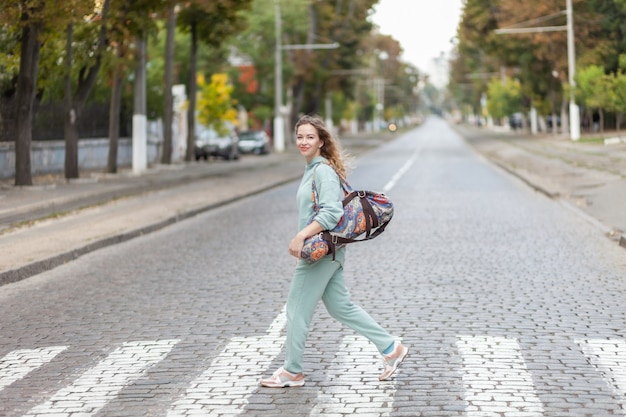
[296,123,323,162]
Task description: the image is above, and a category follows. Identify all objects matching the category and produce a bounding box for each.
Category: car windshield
[239,131,263,141]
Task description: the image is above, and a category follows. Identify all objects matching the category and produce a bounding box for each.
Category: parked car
[194,125,239,161]
[237,130,271,155]
[509,113,523,130]
[546,115,561,129]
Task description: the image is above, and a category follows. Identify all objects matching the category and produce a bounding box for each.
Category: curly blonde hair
[295,114,349,180]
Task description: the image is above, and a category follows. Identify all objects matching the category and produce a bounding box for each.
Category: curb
[487,153,626,251]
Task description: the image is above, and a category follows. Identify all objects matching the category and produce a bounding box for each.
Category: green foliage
[486,76,522,119]
[577,55,626,118]
[0,26,19,90]
[604,55,626,116]
[576,65,607,110]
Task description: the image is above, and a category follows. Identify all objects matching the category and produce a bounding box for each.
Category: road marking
[456,335,544,416]
[383,146,420,193]
[0,346,67,390]
[311,335,396,417]
[5,335,626,415]
[577,338,626,408]
[167,307,286,416]
[24,339,179,417]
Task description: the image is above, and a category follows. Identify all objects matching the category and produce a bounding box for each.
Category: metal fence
[0,101,130,142]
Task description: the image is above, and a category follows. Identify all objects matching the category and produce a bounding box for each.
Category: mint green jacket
[296,156,344,232]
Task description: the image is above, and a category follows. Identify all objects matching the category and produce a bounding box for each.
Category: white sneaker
[379,343,408,381]
[260,367,305,388]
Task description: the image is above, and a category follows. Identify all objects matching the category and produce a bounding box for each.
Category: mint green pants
[284,248,395,374]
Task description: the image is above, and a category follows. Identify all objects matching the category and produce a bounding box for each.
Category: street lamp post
[566,0,580,140]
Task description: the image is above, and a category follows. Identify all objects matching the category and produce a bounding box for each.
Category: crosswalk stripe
[311,335,396,417]
[24,339,179,417]
[167,307,287,416]
[456,335,544,416]
[4,335,626,415]
[577,338,626,404]
[0,346,67,390]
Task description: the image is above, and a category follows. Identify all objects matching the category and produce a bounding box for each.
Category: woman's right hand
[288,234,305,258]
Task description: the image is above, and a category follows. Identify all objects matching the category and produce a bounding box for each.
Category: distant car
[509,113,523,130]
[194,125,239,161]
[237,130,271,155]
[546,115,561,129]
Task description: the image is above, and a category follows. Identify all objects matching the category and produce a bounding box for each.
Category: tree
[576,65,608,132]
[105,0,170,173]
[289,0,378,127]
[63,0,110,179]
[0,0,111,184]
[177,0,253,162]
[450,0,599,129]
[486,76,522,122]
[105,1,136,174]
[1,1,46,186]
[196,73,238,134]
[604,55,626,132]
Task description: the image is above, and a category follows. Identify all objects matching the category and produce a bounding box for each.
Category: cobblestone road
[1,118,625,416]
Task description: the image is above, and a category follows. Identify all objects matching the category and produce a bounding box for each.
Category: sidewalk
[0,136,387,286]
[453,123,626,248]
[0,124,624,286]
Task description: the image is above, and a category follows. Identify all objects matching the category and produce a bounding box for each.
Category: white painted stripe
[577,338,626,408]
[311,335,396,417]
[456,335,544,416]
[25,339,179,417]
[383,147,420,193]
[167,306,287,416]
[0,346,67,391]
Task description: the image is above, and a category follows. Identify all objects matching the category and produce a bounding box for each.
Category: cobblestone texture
[0,118,625,416]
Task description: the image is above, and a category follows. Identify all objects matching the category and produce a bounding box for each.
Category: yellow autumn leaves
[196,73,238,135]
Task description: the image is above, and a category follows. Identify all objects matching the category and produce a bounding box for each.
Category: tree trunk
[64,0,110,179]
[64,23,80,179]
[162,5,176,164]
[600,108,604,133]
[107,64,124,173]
[186,20,198,162]
[560,99,569,136]
[14,18,42,186]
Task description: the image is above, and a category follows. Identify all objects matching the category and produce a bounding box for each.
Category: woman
[260,114,408,388]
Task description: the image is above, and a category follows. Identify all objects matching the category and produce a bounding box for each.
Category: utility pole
[273,0,284,153]
[566,0,580,140]
[494,1,580,140]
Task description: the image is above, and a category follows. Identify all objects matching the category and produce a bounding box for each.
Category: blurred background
[2,0,623,183]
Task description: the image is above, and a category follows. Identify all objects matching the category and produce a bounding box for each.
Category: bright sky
[370,0,464,74]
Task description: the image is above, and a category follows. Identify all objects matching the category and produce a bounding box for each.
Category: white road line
[383,146,420,193]
[456,335,544,416]
[0,346,67,391]
[311,335,396,417]
[24,339,179,417]
[577,338,626,410]
[167,307,287,416]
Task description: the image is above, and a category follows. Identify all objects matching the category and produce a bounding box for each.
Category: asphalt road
[1,118,625,416]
